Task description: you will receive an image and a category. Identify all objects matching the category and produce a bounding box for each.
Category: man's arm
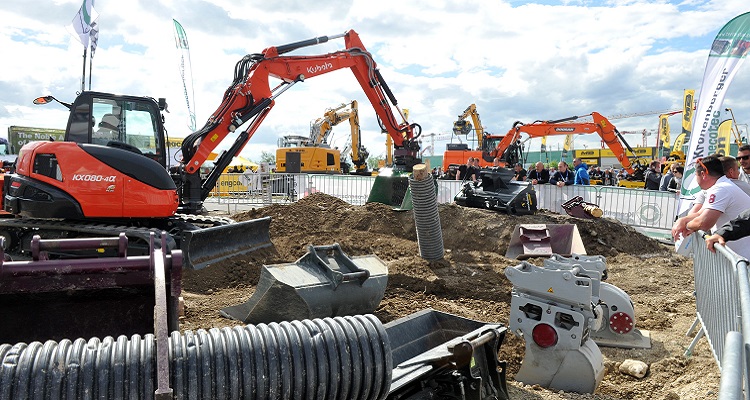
[686,208,723,232]
[714,208,750,241]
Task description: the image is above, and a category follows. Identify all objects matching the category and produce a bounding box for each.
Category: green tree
[259,151,275,164]
[367,154,384,170]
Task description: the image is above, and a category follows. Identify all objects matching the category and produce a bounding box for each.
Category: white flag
[90,21,99,58]
[677,12,750,216]
[68,0,99,49]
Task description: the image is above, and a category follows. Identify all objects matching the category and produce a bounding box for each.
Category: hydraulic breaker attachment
[505,261,605,393]
[544,254,608,280]
[182,216,272,270]
[505,224,586,259]
[454,169,537,215]
[385,309,510,400]
[561,196,603,219]
[0,233,182,345]
[221,243,388,323]
[543,254,651,348]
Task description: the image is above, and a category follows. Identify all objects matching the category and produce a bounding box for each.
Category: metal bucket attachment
[182,216,272,270]
[505,224,586,259]
[454,169,537,215]
[367,175,413,210]
[561,196,603,219]
[220,243,388,323]
[385,309,510,399]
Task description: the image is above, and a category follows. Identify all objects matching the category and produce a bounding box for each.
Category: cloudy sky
[1,0,749,164]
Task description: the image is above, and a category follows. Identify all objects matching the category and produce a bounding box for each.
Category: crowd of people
[438,156,685,191]
[672,145,750,260]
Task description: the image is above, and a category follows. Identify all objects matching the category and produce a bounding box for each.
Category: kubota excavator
[0,30,420,343]
[2,30,419,262]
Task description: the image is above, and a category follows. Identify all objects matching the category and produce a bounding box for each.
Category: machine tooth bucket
[220,243,388,323]
[182,217,272,270]
[367,175,413,210]
[505,224,586,260]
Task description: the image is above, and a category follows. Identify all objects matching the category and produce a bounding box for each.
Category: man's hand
[672,217,691,241]
[705,233,726,253]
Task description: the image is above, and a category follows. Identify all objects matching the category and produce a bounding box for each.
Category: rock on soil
[182,192,720,400]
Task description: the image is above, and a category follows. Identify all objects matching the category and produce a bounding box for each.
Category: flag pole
[81,47,87,92]
[88,49,93,90]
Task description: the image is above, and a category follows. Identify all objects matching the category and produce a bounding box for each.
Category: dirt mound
[181,192,718,400]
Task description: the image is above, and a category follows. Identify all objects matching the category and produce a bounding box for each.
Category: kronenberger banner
[678,12,750,216]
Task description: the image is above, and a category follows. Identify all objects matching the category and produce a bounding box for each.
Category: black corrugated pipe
[0,315,391,400]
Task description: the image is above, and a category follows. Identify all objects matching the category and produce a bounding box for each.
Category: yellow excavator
[276,100,368,174]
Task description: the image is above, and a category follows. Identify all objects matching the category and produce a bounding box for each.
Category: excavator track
[0,217,177,260]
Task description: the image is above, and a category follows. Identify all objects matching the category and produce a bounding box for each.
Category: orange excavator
[1,30,420,264]
[485,112,638,174]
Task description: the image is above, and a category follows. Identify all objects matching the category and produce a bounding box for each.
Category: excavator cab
[65,92,168,165]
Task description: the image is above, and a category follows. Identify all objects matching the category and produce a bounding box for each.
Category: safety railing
[208,173,679,239]
[687,232,750,399]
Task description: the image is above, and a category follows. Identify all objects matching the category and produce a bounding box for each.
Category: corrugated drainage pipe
[409,165,445,261]
[0,315,391,400]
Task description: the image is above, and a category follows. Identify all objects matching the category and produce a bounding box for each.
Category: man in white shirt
[737,144,750,183]
[672,154,750,259]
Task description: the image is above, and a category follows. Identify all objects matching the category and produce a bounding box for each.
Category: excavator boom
[181,30,420,203]
[490,112,638,174]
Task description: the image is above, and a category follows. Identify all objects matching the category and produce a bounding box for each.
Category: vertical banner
[659,114,670,152]
[672,133,687,154]
[561,134,573,161]
[540,136,547,153]
[173,19,197,131]
[681,89,695,143]
[716,118,733,156]
[678,12,750,215]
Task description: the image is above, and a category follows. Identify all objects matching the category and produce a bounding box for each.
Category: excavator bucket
[181,216,272,270]
[505,224,586,259]
[367,175,413,210]
[220,243,388,323]
[386,309,510,399]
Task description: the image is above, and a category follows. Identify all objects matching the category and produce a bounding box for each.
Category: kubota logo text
[72,174,116,182]
[307,62,334,75]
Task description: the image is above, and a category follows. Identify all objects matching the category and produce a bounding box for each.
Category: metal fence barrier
[688,232,750,399]
[210,174,678,241]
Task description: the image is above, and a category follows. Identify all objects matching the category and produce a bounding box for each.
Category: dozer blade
[182,216,272,270]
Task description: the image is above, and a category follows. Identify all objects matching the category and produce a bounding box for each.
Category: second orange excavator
[486,112,640,174]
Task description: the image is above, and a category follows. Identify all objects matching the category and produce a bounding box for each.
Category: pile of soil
[182,193,718,399]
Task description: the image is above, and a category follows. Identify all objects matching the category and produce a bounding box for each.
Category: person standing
[512,163,527,181]
[527,162,550,184]
[457,157,473,181]
[644,161,662,190]
[737,144,750,183]
[659,164,675,191]
[720,156,750,197]
[667,166,683,193]
[672,154,750,259]
[550,161,574,187]
[572,158,590,185]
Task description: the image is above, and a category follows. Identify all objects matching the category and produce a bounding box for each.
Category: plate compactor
[454,169,537,215]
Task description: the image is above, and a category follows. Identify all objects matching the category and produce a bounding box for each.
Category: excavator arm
[488,112,638,174]
[453,104,485,150]
[311,102,352,145]
[178,30,420,212]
